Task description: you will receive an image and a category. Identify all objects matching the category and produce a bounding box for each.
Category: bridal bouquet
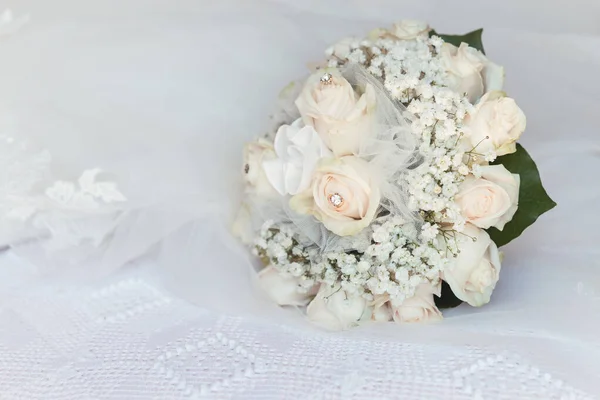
[233,20,555,330]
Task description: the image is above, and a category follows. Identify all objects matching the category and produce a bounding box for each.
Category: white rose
[455,165,520,230]
[242,139,277,197]
[307,284,370,330]
[326,37,357,59]
[442,224,501,307]
[262,118,331,196]
[290,156,380,236]
[295,68,376,156]
[465,91,526,156]
[257,266,316,306]
[392,283,442,323]
[371,294,393,322]
[367,27,388,41]
[391,20,430,40]
[439,42,504,103]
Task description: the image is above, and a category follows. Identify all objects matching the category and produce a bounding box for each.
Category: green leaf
[434,281,463,309]
[487,144,557,247]
[429,28,485,54]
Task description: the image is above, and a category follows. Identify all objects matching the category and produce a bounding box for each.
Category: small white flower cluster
[321,216,453,302]
[327,33,477,234]
[253,221,317,293]
[256,216,456,303]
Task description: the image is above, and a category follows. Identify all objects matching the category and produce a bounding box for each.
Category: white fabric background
[0,0,599,398]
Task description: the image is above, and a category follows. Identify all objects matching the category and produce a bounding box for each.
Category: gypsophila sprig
[254,221,318,293]
[256,216,457,304]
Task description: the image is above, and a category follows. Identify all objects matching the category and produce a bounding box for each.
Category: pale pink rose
[242,139,277,197]
[307,284,370,330]
[289,156,380,236]
[439,43,504,103]
[465,91,526,156]
[326,37,357,59]
[370,294,393,322]
[392,283,442,323]
[366,27,388,41]
[295,68,376,156]
[258,266,316,306]
[234,140,278,243]
[390,20,430,40]
[442,224,501,307]
[455,165,520,230]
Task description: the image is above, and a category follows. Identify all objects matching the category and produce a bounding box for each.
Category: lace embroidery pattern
[0,134,127,251]
[0,269,595,399]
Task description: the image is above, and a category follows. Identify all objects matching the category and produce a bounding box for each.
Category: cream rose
[371,294,393,322]
[295,68,375,156]
[326,37,357,60]
[367,27,387,41]
[455,165,520,230]
[242,139,277,197]
[442,224,501,307]
[257,266,316,306]
[289,156,380,236]
[307,284,370,330]
[391,20,430,40]
[262,118,331,196]
[465,91,526,156]
[439,42,504,103]
[392,283,442,323]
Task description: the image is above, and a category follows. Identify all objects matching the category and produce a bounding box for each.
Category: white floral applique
[0,133,128,253]
[46,169,127,211]
[33,169,128,251]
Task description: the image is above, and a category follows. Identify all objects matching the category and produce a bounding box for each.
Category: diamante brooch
[320,72,332,85]
[328,193,344,208]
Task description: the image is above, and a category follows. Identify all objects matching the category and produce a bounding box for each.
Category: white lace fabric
[0,0,599,398]
[0,256,595,400]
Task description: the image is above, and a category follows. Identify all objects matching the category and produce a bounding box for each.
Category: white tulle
[338,65,418,217]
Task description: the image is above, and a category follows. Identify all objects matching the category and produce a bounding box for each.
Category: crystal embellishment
[320,72,332,84]
[328,193,344,208]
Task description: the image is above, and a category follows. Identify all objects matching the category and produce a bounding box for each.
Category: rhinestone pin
[320,72,332,84]
[328,193,344,208]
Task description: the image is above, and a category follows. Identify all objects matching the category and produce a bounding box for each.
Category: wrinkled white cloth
[0,0,599,398]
